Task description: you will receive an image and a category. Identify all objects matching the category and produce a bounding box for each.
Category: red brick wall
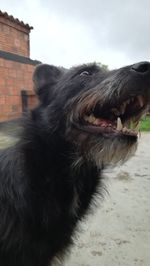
[0,58,38,122]
[0,12,39,122]
[0,15,30,57]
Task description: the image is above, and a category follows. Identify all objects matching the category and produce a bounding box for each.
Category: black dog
[0,61,150,266]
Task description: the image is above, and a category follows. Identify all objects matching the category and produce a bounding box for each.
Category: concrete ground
[0,128,149,266]
[65,133,150,266]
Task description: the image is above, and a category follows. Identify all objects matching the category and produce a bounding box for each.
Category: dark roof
[0,50,41,66]
[0,10,33,31]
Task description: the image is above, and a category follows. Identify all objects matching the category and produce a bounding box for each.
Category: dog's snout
[131,61,150,74]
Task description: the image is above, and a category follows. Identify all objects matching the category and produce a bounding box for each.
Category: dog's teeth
[137,95,144,108]
[93,119,100,125]
[117,117,123,131]
[122,126,128,132]
[84,114,96,123]
[88,115,96,123]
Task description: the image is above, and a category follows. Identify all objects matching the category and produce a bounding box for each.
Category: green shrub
[140,116,150,131]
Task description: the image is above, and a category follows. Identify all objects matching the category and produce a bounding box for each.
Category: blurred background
[1,0,150,69]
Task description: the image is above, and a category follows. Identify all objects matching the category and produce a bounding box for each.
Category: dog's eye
[80,71,90,77]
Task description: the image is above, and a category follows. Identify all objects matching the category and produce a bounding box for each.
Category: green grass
[140,116,150,131]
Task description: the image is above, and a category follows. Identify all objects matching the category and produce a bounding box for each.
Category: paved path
[0,132,17,149]
[0,131,149,266]
[65,133,150,266]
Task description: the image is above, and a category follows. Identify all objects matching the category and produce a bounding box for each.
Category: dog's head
[33,62,150,166]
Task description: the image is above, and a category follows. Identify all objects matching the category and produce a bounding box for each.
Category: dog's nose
[131,61,150,74]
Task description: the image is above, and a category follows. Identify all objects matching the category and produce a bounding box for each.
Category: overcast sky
[1,0,150,69]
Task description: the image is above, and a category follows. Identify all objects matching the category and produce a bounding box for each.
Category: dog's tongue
[95,118,113,127]
[84,115,115,127]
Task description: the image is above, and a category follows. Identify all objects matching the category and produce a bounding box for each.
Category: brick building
[0,11,40,122]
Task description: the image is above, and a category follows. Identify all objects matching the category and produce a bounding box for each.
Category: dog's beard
[85,136,138,167]
[66,125,138,167]
[70,131,138,168]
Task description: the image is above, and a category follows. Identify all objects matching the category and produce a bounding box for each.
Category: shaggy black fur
[0,61,150,266]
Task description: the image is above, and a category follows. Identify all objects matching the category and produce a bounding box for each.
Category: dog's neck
[18,114,102,201]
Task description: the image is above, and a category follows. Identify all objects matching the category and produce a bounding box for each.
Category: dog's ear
[33,64,62,104]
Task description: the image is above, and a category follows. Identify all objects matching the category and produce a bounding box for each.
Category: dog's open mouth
[74,94,147,138]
